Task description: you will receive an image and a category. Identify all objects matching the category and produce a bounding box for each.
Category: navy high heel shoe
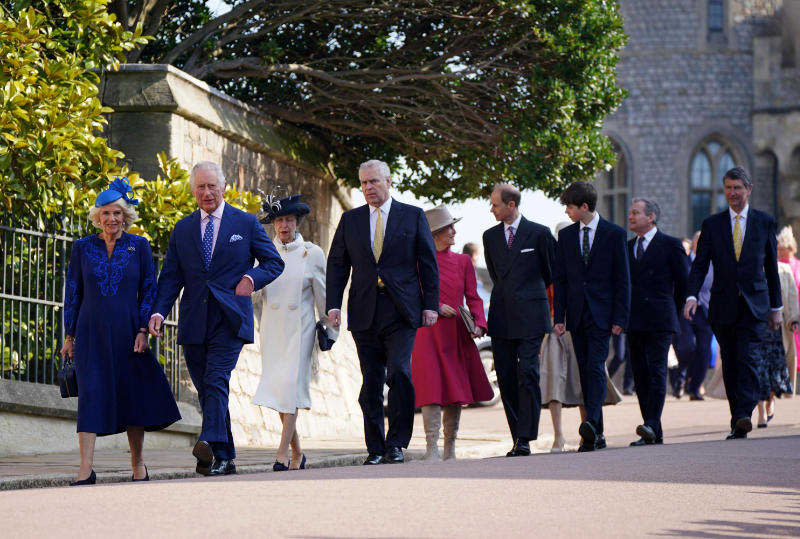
[273,460,289,472]
[132,465,149,482]
[70,470,96,486]
[292,454,306,470]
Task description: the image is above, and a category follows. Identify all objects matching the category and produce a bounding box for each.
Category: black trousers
[608,332,634,392]
[570,304,610,434]
[351,291,417,455]
[628,331,672,440]
[491,334,544,441]
[711,296,765,430]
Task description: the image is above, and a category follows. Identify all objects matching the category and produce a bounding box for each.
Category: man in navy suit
[149,162,284,476]
[685,166,783,440]
[626,198,688,446]
[553,181,630,452]
[326,159,439,465]
[483,183,555,457]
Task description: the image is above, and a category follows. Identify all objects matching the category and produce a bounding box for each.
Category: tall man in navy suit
[553,181,630,452]
[483,184,555,457]
[626,198,688,446]
[684,166,782,440]
[149,162,284,476]
[326,159,439,465]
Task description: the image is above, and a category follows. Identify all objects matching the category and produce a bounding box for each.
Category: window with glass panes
[597,143,629,228]
[690,140,738,232]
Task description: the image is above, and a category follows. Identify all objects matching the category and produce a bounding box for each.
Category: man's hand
[60,337,74,360]
[684,298,697,321]
[439,304,457,318]
[422,310,438,327]
[768,310,783,332]
[611,324,624,336]
[553,323,566,337]
[148,314,163,338]
[471,326,486,339]
[235,276,254,296]
[133,332,149,353]
[328,309,341,329]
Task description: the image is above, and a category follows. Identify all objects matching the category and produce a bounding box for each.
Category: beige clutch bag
[457,306,476,334]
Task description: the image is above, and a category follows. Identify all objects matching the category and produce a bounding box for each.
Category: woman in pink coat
[411,206,493,461]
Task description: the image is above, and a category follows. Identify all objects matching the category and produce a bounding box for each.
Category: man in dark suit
[553,181,630,452]
[482,184,555,457]
[149,162,285,476]
[685,166,783,440]
[326,159,439,465]
[626,198,688,446]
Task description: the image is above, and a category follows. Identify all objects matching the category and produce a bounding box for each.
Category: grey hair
[88,198,138,230]
[358,159,391,180]
[189,161,226,190]
[633,197,661,224]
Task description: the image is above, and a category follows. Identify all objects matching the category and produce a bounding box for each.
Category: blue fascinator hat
[94,177,139,207]
[259,193,310,224]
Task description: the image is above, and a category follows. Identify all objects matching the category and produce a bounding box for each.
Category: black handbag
[315,321,335,351]
[57,352,79,398]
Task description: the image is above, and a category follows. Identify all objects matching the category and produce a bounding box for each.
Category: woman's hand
[439,304,458,318]
[60,337,74,360]
[134,331,149,353]
[471,326,486,339]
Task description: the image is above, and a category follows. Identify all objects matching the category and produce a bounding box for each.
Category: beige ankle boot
[442,405,461,460]
[421,405,442,461]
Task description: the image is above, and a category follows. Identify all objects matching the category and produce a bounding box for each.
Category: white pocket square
[520,248,535,253]
[229,234,243,242]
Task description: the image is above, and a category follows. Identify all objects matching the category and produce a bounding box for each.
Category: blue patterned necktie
[202,215,214,269]
[582,226,591,265]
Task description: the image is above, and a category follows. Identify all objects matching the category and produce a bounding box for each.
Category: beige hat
[425,204,462,233]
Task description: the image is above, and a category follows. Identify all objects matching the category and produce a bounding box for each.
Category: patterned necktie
[636,237,645,260]
[202,215,214,269]
[507,226,515,248]
[733,214,742,261]
[373,209,383,261]
[582,226,591,265]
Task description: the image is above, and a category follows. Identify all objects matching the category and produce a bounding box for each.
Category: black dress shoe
[209,459,236,476]
[273,460,289,471]
[734,417,752,437]
[726,430,747,440]
[688,392,704,401]
[196,462,212,476]
[655,438,664,445]
[636,424,656,444]
[630,438,650,446]
[757,423,768,429]
[381,447,404,464]
[70,470,96,486]
[131,465,149,482]
[577,443,595,452]
[578,421,597,447]
[507,439,531,457]
[193,440,214,466]
[363,453,382,465]
[595,435,607,450]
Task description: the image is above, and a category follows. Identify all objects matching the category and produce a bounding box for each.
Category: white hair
[88,198,139,230]
[358,159,391,180]
[189,161,226,190]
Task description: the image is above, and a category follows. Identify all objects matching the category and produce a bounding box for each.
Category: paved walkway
[2,393,798,490]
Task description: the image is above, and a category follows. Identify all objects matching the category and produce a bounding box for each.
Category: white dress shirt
[503,214,522,244]
[369,197,392,249]
[579,212,600,252]
[634,226,658,259]
[200,200,226,259]
[729,204,748,239]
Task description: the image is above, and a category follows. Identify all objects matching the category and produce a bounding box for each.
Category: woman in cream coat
[253,194,337,471]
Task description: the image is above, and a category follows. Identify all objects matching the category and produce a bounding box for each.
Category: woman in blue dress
[60,178,181,486]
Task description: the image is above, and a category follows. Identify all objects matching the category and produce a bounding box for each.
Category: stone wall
[102,65,365,446]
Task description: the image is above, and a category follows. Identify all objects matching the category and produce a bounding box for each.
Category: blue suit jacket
[326,199,439,332]
[627,230,688,334]
[688,208,781,324]
[553,217,631,332]
[153,203,284,344]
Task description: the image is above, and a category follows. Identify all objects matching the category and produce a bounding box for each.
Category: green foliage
[0,0,148,218]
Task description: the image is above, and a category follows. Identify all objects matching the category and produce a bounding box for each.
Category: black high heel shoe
[132,465,149,482]
[70,470,96,486]
[273,460,289,472]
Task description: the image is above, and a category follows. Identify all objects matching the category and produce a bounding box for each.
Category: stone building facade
[597,0,800,241]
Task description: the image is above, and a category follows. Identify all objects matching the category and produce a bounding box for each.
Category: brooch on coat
[127,246,136,252]
[229,234,243,243]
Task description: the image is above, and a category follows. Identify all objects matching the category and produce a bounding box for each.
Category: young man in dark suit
[483,184,555,457]
[684,166,782,440]
[553,181,630,452]
[626,198,688,446]
[326,159,439,465]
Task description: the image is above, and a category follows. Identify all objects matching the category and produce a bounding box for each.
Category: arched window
[690,139,739,232]
[596,142,629,228]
